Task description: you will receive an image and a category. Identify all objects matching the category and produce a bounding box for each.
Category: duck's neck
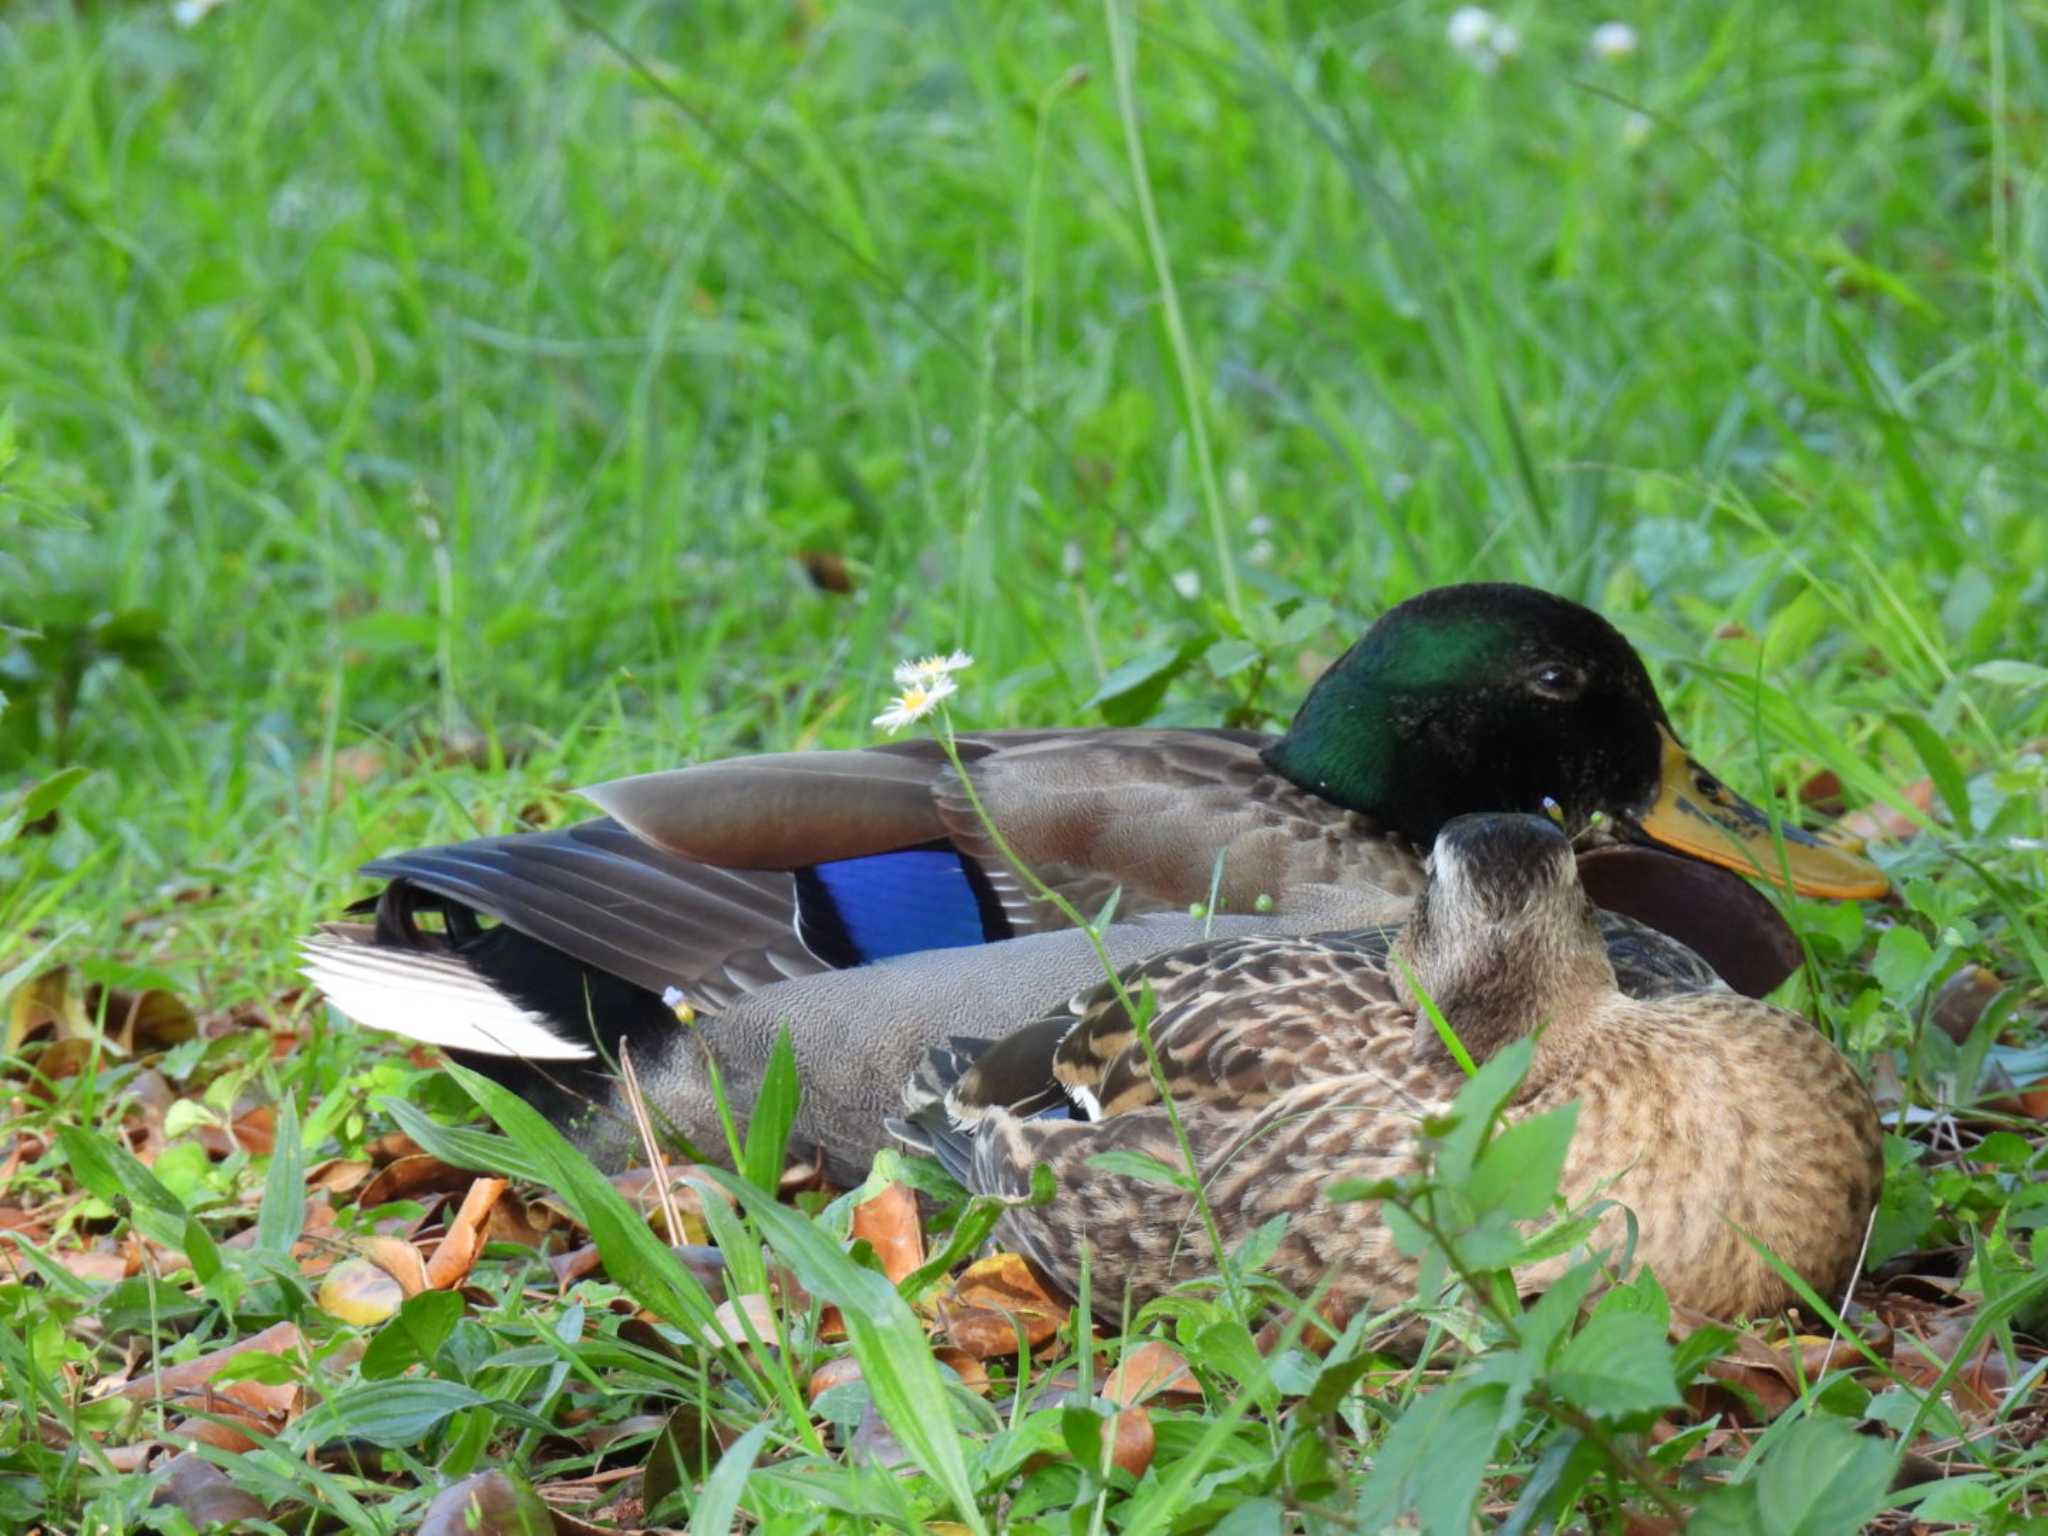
[1261,690,1408,827]
[1261,618,1521,839]
[1393,922,1613,1083]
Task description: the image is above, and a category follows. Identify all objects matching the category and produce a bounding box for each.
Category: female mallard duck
[302,584,1885,1182]
[897,813,1884,1323]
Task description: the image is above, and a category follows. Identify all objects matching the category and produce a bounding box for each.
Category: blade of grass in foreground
[437,1066,827,1460]
[702,1166,991,1536]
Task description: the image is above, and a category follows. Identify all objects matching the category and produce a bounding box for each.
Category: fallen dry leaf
[358,1154,478,1210]
[305,1158,374,1195]
[170,1395,292,1454]
[53,1247,133,1285]
[1892,1313,2019,1422]
[798,549,855,594]
[550,1245,605,1289]
[365,1131,427,1164]
[933,1346,990,1394]
[318,1257,407,1326]
[194,1101,277,1158]
[6,969,198,1058]
[848,1401,909,1466]
[849,1180,924,1285]
[939,1252,1069,1358]
[483,1196,550,1250]
[356,1234,430,1296]
[424,1178,508,1290]
[1932,966,2005,1045]
[416,1467,556,1536]
[1835,776,1935,844]
[703,1294,780,1354]
[807,1355,863,1403]
[151,1452,268,1529]
[1109,1405,1155,1478]
[105,1321,303,1404]
[1104,1340,1200,1406]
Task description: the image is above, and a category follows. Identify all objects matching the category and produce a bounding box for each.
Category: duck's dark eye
[1529,664,1584,701]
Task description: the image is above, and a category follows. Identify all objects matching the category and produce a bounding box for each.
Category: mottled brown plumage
[905,814,1883,1326]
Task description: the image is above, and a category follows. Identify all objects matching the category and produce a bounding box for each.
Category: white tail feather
[298,936,596,1062]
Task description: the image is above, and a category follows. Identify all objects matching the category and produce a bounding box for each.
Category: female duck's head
[1262,584,1885,902]
[1392,811,1614,1071]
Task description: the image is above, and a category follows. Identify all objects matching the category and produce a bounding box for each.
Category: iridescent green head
[1262,583,1887,900]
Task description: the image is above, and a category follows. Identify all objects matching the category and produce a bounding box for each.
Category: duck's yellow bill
[1632,728,1890,900]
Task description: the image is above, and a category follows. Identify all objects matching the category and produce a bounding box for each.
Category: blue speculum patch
[805,848,990,961]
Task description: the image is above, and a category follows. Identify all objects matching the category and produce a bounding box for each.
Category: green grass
[3,0,2047,1529]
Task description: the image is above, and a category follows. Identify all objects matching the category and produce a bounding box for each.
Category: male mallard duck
[302,584,1885,1182]
[897,813,1884,1323]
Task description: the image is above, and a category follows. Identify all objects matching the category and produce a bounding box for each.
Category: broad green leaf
[1086,635,1212,726]
[1353,1381,1507,1536]
[1509,1259,1599,1370]
[1687,1482,1764,1536]
[2,766,89,842]
[1428,1038,1535,1186]
[687,1420,773,1534]
[1467,1103,1578,1220]
[1968,659,2048,690]
[1210,1496,1287,1536]
[1190,1317,1266,1390]
[1589,1266,1672,1337]
[1907,1476,1999,1525]
[438,1067,721,1338]
[1889,713,1971,834]
[1754,1417,1893,1536]
[1061,1402,1105,1469]
[1547,1309,1680,1419]
[379,1095,548,1185]
[256,1093,305,1259]
[362,1290,465,1380]
[740,1022,800,1194]
[1871,926,1934,996]
[289,1380,544,1449]
[1230,1212,1289,1276]
[56,1125,187,1220]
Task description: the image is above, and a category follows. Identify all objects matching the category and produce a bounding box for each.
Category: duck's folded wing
[932,731,1417,925]
[357,818,825,1007]
[579,730,1120,869]
[581,728,1291,935]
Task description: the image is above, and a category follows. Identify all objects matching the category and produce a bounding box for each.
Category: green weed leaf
[740,1022,800,1194]
[1548,1309,1680,1419]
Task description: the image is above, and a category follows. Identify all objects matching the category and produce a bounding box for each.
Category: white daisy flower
[1589,21,1638,60]
[1171,570,1202,600]
[874,673,958,734]
[1447,6,1496,53]
[1447,7,1518,72]
[892,650,974,688]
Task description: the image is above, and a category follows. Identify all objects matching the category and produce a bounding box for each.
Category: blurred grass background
[2,0,2044,1010]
